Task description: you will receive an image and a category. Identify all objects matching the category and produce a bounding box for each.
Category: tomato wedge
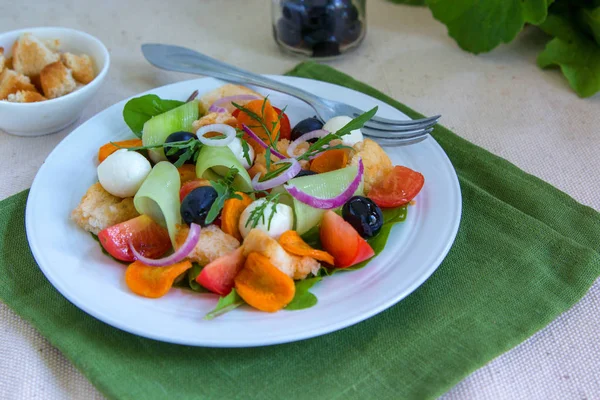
[368,166,425,208]
[98,215,171,262]
[179,178,211,202]
[320,210,374,268]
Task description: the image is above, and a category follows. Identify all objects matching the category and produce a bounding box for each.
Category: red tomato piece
[273,107,291,141]
[368,166,425,208]
[320,210,374,268]
[98,215,171,262]
[197,247,245,295]
[179,179,211,202]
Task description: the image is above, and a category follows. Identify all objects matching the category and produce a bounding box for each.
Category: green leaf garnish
[206,168,242,225]
[204,289,245,320]
[285,277,322,310]
[245,192,281,230]
[122,94,184,137]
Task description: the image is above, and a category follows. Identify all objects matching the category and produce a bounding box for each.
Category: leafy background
[389,0,600,97]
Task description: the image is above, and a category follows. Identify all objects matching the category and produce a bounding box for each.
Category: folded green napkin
[1,62,599,400]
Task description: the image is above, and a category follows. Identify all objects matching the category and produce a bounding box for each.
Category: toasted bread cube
[71,183,140,235]
[12,33,59,78]
[7,90,46,103]
[350,138,393,193]
[176,225,240,266]
[0,69,37,100]
[191,111,238,132]
[61,52,95,84]
[0,47,4,75]
[198,84,263,114]
[40,61,77,99]
[4,56,12,70]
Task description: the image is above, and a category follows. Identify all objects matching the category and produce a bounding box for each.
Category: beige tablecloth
[1,0,599,398]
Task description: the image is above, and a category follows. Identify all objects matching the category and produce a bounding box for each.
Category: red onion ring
[285,159,364,209]
[287,129,330,157]
[241,124,286,159]
[130,223,201,266]
[251,158,302,191]
[208,94,261,113]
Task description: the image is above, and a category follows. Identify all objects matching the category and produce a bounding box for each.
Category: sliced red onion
[285,159,364,209]
[208,94,261,113]
[241,124,285,159]
[196,124,236,147]
[130,223,201,266]
[287,129,330,157]
[252,158,302,191]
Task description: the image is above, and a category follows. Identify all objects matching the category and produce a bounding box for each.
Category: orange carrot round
[221,192,253,241]
[236,99,280,153]
[125,260,192,298]
[98,139,143,163]
[234,252,296,312]
[278,230,335,265]
[309,149,348,174]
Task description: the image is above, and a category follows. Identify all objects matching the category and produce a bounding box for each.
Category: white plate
[26,76,461,347]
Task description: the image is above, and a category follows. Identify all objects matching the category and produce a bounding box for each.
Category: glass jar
[272,0,366,59]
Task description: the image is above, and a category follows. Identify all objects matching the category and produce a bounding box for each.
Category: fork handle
[141,44,328,109]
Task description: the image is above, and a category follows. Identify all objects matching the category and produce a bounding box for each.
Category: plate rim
[25,75,462,347]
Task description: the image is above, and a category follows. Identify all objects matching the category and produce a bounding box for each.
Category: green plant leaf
[580,6,600,45]
[204,289,245,320]
[285,277,323,310]
[426,0,551,53]
[123,95,184,137]
[538,13,600,97]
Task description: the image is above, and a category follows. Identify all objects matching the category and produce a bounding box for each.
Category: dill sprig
[112,138,203,168]
[245,192,282,231]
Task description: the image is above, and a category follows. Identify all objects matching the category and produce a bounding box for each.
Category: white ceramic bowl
[0,27,110,136]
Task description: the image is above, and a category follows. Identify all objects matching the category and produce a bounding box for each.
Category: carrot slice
[309,149,348,174]
[278,230,335,265]
[98,139,143,163]
[236,99,280,153]
[125,260,192,298]
[177,164,197,184]
[221,192,253,241]
[234,252,296,312]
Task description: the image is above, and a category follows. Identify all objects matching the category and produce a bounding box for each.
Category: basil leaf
[285,277,323,310]
[123,95,184,137]
[187,263,207,292]
[204,289,245,320]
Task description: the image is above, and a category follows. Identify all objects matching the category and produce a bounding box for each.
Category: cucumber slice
[142,100,199,163]
[134,161,181,247]
[195,146,253,192]
[287,166,364,234]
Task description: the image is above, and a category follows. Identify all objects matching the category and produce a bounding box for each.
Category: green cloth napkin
[1,62,599,400]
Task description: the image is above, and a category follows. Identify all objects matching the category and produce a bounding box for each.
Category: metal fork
[141,44,440,146]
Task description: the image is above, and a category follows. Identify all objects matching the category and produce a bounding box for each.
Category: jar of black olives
[272,0,366,59]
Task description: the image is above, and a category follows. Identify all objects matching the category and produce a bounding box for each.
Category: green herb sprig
[244,192,282,231]
[206,168,242,225]
[112,138,203,168]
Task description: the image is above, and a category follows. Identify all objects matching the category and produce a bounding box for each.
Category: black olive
[291,117,324,141]
[180,186,218,226]
[342,196,384,238]
[296,169,317,178]
[164,131,196,164]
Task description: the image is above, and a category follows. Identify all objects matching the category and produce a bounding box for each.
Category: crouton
[71,183,140,235]
[61,52,94,84]
[12,33,59,78]
[0,69,36,100]
[192,111,238,133]
[176,225,240,266]
[242,229,320,280]
[40,61,76,99]
[198,84,263,114]
[7,90,46,103]
[0,47,4,75]
[4,56,12,70]
[350,138,393,193]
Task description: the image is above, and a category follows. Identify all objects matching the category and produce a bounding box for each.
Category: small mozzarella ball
[323,115,364,146]
[97,149,151,198]
[239,199,294,239]
[227,137,255,169]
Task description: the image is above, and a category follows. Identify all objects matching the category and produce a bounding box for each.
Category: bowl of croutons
[0,27,109,136]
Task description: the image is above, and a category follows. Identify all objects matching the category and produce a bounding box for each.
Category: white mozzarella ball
[97,149,152,198]
[323,115,364,146]
[227,137,255,169]
[239,199,294,239]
